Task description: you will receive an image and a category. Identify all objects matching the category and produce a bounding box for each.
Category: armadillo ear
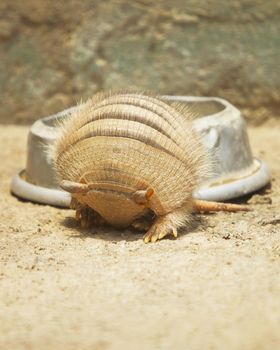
[132,188,154,204]
[60,180,89,194]
[146,188,154,199]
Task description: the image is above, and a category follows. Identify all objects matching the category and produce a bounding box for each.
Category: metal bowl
[11,96,271,207]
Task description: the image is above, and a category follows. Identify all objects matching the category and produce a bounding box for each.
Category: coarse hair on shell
[50,90,213,242]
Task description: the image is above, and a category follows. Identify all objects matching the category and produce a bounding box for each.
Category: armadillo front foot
[143,219,178,243]
[76,206,105,229]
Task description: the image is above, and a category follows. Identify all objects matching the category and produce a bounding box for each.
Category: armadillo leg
[131,209,155,232]
[131,218,152,232]
[70,197,83,210]
[143,204,192,243]
[75,205,106,229]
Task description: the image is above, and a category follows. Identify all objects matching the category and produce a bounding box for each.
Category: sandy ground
[0,124,279,350]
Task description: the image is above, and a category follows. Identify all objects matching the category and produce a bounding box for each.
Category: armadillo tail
[193,199,252,212]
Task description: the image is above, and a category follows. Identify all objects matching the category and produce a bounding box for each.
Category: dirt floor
[0,123,279,350]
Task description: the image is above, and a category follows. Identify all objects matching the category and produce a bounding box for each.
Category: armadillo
[51,91,249,243]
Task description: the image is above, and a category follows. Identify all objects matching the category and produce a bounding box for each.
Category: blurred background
[0,0,279,125]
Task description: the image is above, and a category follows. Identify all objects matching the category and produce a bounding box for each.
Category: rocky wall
[0,0,279,124]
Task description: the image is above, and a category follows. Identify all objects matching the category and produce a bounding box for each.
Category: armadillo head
[62,180,154,228]
[84,188,153,228]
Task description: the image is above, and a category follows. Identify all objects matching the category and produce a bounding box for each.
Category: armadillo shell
[53,92,208,215]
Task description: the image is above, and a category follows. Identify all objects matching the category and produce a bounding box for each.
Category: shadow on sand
[60,213,206,243]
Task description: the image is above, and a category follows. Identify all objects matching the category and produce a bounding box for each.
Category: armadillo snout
[61,178,156,227]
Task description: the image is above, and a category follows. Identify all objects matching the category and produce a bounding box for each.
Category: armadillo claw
[143,223,178,243]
